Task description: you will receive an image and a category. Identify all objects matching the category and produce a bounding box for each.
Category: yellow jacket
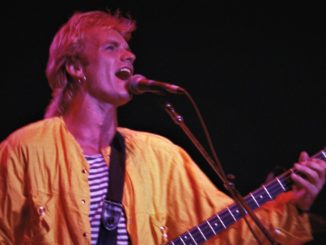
[0,117,312,244]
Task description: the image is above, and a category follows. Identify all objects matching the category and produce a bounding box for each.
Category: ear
[65,58,85,80]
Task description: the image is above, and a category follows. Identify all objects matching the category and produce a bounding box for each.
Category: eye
[105,41,119,51]
[105,44,116,51]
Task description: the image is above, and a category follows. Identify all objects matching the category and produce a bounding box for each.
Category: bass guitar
[167,148,326,245]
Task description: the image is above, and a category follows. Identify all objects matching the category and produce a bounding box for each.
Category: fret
[198,222,215,238]
[321,151,326,160]
[263,185,272,199]
[253,187,273,206]
[243,195,257,211]
[312,149,326,161]
[279,174,293,190]
[167,147,325,245]
[265,181,280,198]
[230,206,246,220]
[220,210,237,227]
[272,176,288,193]
[179,236,186,245]
[188,231,198,245]
[266,183,285,200]
[276,177,286,191]
[250,192,260,207]
[179,233,195,245]
[188,227,206,244]
[197,226,207,241]
[182,227,204,245]
[227,208,236,221]
[206,220,216,235]
[207,215,224,233]
[216,214,226,229]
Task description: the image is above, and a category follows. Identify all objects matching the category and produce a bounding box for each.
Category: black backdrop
[2,1,325,243]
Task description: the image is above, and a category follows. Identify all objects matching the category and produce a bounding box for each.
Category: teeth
[116,67,132,80]
[121,67,131,73]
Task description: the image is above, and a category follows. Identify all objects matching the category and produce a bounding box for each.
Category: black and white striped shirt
[85,154,129,245]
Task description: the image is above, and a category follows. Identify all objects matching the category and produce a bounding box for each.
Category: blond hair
[44,10,136,118]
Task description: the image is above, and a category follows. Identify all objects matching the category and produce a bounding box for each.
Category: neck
[63,93,118,155]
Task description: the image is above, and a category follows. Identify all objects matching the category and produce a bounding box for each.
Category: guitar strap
[97,132,128,245]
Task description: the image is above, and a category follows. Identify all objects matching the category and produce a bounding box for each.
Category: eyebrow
[104,39,130,50]
[104,40,119,45]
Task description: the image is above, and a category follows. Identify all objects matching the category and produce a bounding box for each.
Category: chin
[114,92,133,107]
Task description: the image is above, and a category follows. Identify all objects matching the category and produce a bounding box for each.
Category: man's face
[81,27,135,107]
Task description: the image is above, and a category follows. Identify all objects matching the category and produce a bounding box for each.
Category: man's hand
[291,151,326,211]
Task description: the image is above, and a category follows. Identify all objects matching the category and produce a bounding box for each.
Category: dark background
[2,1,325,243]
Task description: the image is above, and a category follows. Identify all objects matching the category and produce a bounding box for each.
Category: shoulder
[118,127,181,155]
[117,127,198,168]
[118,128,185,162]
[1,117,63,147]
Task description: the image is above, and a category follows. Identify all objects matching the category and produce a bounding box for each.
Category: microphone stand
[163,101,280,245]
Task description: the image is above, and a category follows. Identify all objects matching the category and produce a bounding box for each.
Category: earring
[77,75,86,84]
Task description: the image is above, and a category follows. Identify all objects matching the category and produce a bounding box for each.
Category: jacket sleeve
[165,145,313,245]
[0,138,27,245]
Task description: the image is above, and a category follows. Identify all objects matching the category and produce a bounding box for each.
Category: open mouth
[115,67,133,80]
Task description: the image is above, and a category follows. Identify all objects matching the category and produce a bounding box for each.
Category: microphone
[128,74,185,95]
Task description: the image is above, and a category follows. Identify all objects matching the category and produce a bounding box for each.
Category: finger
[291,172,318,195]
[299,151,310,162]
[294,163,319,186]
[310,158,326,175]
[307,160,326,180]
[299,160,326,187]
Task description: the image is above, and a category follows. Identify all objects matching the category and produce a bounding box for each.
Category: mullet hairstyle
[44,10,136,118]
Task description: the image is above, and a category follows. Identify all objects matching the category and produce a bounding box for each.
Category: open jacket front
[0,117,312,244]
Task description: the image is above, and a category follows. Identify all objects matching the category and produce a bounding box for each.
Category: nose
[121,49,136,64]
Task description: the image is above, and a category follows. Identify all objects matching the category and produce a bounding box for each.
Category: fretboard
[167,148,326,245]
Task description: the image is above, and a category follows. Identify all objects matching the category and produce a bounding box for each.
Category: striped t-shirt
[85,154,129,245]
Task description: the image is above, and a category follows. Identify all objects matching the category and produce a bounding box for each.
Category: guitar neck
[167,148,326,245]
